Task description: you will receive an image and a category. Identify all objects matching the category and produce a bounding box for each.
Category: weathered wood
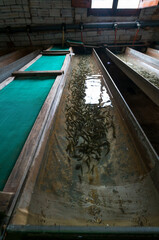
[19,54,42,71]
[46,45,53,51]
[0,46,52,89]
[0,50,40,84]
[12,70,64,77]
[0,49,34,68]
[4,48,72,204]
[146,47,159,60]
[42,52,70,56]
[42,50,70,55]
[0,54,43,91]
[0,77,15,90]
[44,50,70,53]
[5,49,72,224]
[0,192,14,214]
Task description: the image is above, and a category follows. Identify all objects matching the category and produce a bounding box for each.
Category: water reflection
[85,74,112,107]
[65,57,115,182]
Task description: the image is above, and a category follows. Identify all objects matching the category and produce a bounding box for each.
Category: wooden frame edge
[3,48,72,223]
[7,50,72,224]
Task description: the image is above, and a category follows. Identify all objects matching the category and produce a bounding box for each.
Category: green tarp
[25,55,65,71]
[0,77,55,190]
[0,48,66,190]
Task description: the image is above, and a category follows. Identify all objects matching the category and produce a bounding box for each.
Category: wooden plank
[12,70,64,77]
[42,50,70,56]
[0,192,14,214]
[146,47,159,60]
[42,52,69,56]
[44,50,70,53]
[0,50,18,65]
[0,77,15,90]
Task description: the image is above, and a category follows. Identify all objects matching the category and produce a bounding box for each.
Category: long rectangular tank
[4,50,159,240]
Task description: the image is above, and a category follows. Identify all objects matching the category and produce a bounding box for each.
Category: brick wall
[0,0,159,48]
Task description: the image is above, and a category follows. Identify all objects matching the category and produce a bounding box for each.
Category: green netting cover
[25,55,65,71]
[0,77,55,190]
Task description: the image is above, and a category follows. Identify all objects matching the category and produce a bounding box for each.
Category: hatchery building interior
[0,0,159,239]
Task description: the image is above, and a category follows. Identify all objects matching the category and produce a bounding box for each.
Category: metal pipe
[6,225,159,238]
[0,21,159,34]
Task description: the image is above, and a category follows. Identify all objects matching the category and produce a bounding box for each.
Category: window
[88,0,158,16]
[88,0,141,16]
[72,0,158,9]
[117,0,140,9]
[91,0,113,8]
[91,0,141,9]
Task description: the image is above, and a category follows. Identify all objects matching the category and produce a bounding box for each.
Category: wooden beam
[12,70,64,77]
[44,50,70,53]
[42,50,70,55]
[112,0,118,13]
[0,192,14,215]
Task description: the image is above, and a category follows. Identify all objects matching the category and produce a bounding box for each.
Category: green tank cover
[0,77,55,190]
[50,46,69,51]
[25,55,65,71]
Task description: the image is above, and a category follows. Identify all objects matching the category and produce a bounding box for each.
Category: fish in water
[65,56,115,181]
